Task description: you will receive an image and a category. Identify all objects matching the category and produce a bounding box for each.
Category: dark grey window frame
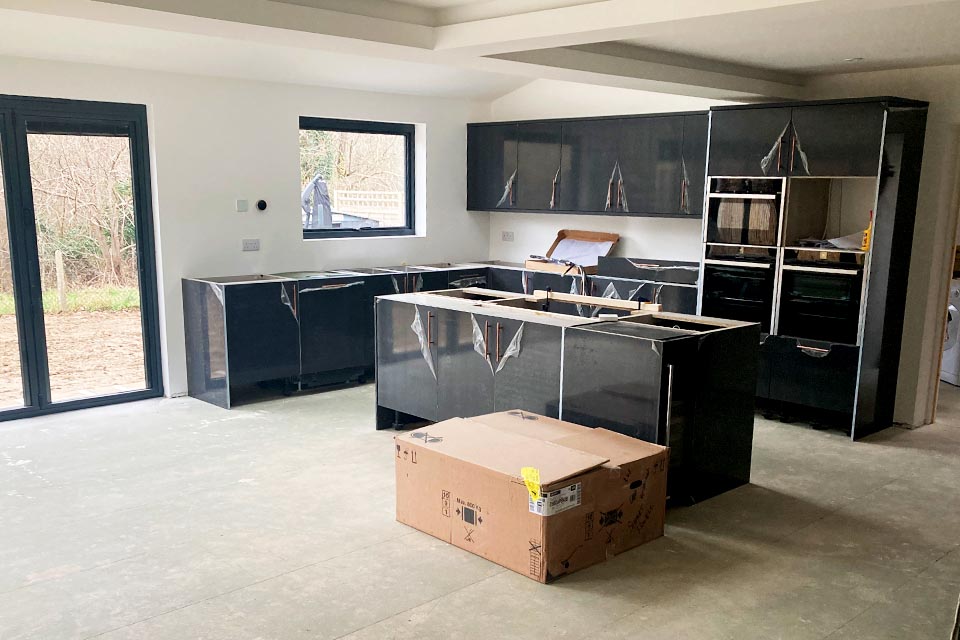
[299,116,416,239]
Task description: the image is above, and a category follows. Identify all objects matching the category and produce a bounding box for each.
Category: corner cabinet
[466,111,707,217]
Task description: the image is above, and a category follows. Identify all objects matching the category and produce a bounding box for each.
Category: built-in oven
[777,265,863,345]
[701,259,775,333]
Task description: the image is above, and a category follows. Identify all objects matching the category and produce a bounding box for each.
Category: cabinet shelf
[708,192,778,200]
[783,245,865,255]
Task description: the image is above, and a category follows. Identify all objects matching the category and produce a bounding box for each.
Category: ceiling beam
[432,0,832,56]
[478,47,806,100]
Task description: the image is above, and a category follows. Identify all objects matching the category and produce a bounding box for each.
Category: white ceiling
[0,9,527,99]
[614,0,960,76]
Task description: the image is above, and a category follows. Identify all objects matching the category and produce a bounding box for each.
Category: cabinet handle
[605,178,614,211]
[484,321,491,358]
[496,323,503,362]
[679,177,686,211]
[427,311,435,345]
[776,138,783,173]
[789,134,796,173]
[617,178,624,209]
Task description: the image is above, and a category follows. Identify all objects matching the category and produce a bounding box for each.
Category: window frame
[299,116,416,240]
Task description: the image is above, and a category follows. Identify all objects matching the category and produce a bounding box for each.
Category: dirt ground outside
[0,309,145,408]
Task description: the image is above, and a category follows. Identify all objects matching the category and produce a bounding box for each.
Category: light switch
[236,199,249,213]
[242,239,260,252]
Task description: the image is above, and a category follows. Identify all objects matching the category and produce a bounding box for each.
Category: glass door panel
[0,134,25,409]
[26,132,146,403]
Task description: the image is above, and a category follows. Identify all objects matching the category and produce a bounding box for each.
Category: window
[299,117,415,238]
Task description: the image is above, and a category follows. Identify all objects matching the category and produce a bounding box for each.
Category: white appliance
[941,279,960,385]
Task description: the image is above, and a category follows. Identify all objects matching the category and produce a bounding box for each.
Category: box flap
[397,418,609,486]
[552,428,668,467]
[545,229,620,267]
[469,410,591,443]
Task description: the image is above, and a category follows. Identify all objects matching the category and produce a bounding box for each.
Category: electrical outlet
[501,230,515,242]
[242,239,260,252]
[236,199,249,213]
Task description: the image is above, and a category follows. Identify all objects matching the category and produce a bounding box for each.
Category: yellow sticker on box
[521,467,541,502]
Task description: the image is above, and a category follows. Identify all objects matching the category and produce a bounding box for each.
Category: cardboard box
[395,410,668,583]
[524,229,620,275]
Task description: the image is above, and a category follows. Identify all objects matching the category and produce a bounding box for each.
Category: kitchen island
[375,288,759,502]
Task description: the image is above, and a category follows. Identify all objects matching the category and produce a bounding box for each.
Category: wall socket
[501,230,515,242]
[242,239,260,252]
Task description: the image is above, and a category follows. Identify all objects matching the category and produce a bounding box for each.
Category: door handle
[427,311,435,345]
[617,178,624,209]
[605,178,614,211]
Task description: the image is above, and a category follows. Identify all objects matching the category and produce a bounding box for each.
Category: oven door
[777,266,863,345]
[701,260,775,332]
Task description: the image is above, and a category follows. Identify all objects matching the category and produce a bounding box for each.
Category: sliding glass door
[0,96,161,420]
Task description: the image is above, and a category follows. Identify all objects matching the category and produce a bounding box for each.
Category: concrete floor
[1,385,958,640]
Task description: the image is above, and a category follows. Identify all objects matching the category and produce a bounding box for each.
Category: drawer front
[766,336,859,412]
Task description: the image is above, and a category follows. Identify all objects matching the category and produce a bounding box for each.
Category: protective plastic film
[495,170,517,207]
[471,314,495,375]
[208,282,225,307]
[280,283,298,321]
[410,305,437,379]
[760,122,791,176]
[496,322,524,374]
[791,124,811,175]
[590,281,622,318]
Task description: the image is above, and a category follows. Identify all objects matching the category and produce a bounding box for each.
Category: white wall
[0,55,491,397]
[807,65,960,427]
[485,79,736,263]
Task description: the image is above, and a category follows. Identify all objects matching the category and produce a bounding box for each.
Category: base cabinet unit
[560,315,759,503]
[183,276,300,409]
[760,336,859,414]
[295,276,369,384]
[375,298,440,422]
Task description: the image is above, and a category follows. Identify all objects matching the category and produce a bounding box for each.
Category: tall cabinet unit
[699,98,928,439]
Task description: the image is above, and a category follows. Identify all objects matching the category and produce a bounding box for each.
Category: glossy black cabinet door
[488,267,525,294]
[619,116,684,214]
[436,309,495,420]
[766,336,858,413]
[467,123,518,210]
[561,327,665,443]
[515,121,562,211]
[224,281,301,386]
[297,279,367,376]
[681,114,709,216]
[183,279,229,408]
[362,274,400,369]
[375,299,438,421]
[708,107,792,177]
[492,319,563,417]
[412,270,450,293]
[789,103,885,177]
[557,118,620,212]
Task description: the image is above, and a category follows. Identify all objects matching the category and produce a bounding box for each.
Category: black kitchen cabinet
[789,103,885,177]
[557,118,620,212]
[561,314,758,502]
[708,107,792,177]
[296,276,368,381]
[490,318,563,417]
[516,121,562,211]
[764,336,859,413]
[619,116,684,215]
[486,266,526,293]
[183,276,300,408]
[681,114,708,215]
[436,309,495,421]
[466,123,518,210]
[375,298,439,421]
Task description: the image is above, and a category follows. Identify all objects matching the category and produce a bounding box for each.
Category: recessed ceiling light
[843,57,865,63]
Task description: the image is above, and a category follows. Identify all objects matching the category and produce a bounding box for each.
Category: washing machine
[941,279,960,385]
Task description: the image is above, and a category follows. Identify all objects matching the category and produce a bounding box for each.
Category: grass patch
[0,287,140,315]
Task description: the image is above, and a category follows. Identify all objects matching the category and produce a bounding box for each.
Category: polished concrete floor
[1,384,958,640]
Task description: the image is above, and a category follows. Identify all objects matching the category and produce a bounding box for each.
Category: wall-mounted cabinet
[467,111,707,217]
[708,102,886,178]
